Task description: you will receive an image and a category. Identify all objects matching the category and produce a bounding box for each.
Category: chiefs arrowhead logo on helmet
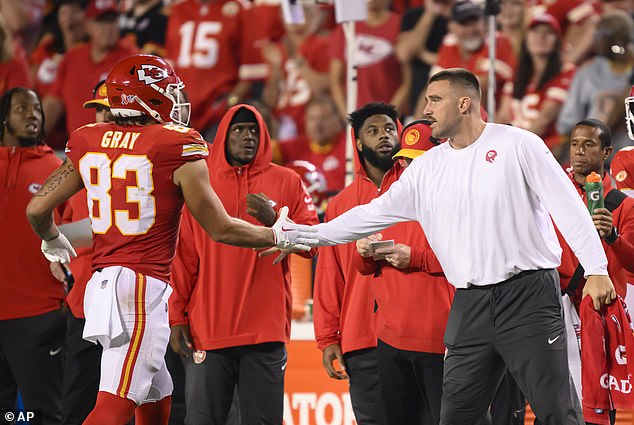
[137,64,168,85]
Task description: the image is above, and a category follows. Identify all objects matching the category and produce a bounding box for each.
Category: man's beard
[7,122,40,147]
[360,142,400,173]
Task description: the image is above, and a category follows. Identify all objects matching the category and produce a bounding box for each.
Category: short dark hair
[348,102,398,139]
[428,68,481,99]
[113,115,156,127]
[0,87,46,141]
[574,118,612,148]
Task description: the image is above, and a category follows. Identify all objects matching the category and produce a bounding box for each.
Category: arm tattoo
[35,158,76,197]
[27,211,55,240]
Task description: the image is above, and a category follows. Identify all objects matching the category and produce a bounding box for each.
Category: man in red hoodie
[354,120,454,425]
[0,87,66,425]
[169,105,319,425]
[313,102,401,425]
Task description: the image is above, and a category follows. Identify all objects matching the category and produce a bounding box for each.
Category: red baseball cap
[394,120,440,160]
[528,13,562,38]
[85,0,119,20]
[83,80,110,109]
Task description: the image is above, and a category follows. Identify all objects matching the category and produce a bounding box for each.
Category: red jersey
[30,35,69,150]
[436,32,516,105]
[240,2,285,81]
[329,13,402,109]
[31,34,61,97]
[165,0,249,130]
[169,105,318,349]
[0,46,32,93]
[65,122,209,283]
[505,63,576,149]
[275,34,331,138]
[0,145,66,320]
[527,0,596,35]
[61,190,93,319]
[278,130,347,193]
[49,41,138,134]
[612,146,634,197]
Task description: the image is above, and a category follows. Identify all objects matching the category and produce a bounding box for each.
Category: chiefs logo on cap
[404,129,420,146]
[137,64,168,85]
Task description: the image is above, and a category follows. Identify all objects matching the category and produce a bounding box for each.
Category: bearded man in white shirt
[282,67,616,425]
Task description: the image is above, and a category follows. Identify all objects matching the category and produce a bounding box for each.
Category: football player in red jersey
[165,0,253,136]
[25,54,313,425]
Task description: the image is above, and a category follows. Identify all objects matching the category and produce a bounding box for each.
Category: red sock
[83,391,136,425]
[135,396,172,425]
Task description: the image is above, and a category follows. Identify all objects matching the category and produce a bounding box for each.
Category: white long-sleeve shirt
[314,123,608,288]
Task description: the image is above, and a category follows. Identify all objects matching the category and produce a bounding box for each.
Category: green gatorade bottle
[585,171,604,214]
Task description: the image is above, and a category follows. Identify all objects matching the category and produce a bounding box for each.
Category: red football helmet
[286,160,328,208]
[106,54,190,126]
[625,85,634,140]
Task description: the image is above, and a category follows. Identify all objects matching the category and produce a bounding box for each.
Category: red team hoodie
[356,164,455,353]
[169,105,318,349]
[0,144,66,319]
[313,130,399,354]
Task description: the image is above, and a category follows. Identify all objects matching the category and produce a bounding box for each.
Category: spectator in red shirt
[42,0,137,136]
[31,0,86,97]
[119,0,168,56]
[396,0,450,117]
[165,0,254,137]
[329,0,411,117]
[30,0,86,150]
[527,0,598,65]
[497,0,526,57]
[261,3,331,140]
[0,17,32,93]
[432,1,517,116]
[498,14,575,160]
[274,95,347,194]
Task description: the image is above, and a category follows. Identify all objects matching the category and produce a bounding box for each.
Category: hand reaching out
[271,206,318,251]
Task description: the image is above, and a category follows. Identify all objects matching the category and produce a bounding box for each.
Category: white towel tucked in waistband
[83,266,126,349]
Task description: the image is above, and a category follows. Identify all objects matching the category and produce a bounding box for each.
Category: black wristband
[604,227,619,244]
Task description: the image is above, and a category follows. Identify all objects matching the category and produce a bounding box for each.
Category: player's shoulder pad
[159,124,209,157]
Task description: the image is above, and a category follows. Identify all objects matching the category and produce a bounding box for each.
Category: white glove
[41,233,77,264]
[271,206,319,251]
